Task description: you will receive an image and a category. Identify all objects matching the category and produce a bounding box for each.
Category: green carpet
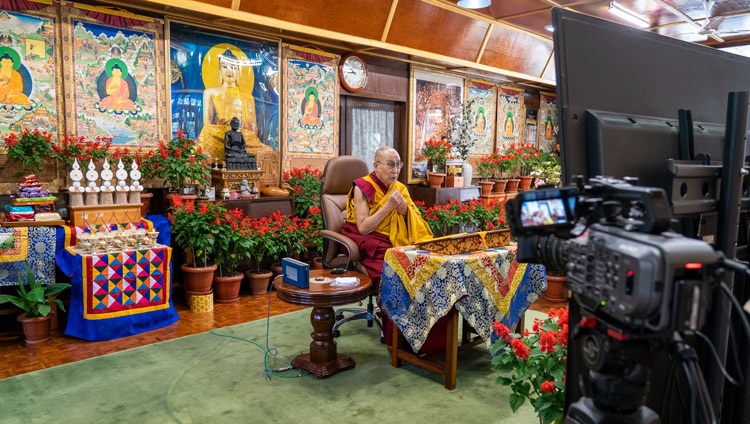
[0,308,537,424]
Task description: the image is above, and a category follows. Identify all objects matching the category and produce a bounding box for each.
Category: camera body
[506,177,718,335]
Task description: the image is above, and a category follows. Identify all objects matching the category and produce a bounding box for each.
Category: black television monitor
[552,8,750,188]
[552,7,750,423]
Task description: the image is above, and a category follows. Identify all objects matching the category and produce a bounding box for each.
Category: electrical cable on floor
[209,274,308,380]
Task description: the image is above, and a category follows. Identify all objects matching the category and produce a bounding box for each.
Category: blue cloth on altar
[0,225,58,286]
[54,215,178,341]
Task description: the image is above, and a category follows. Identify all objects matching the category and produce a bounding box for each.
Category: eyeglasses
[377,161,404,170]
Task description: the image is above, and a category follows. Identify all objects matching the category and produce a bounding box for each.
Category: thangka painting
[538,91,558,153]
[283,45,338,156]
[497,85,524,150]
[169,22,279,162]
[0,8,60,138]
[409,67,463,183]
[466,80,496,156]
[62,6,165,147]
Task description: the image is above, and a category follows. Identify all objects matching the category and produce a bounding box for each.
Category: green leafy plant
[2,129,55,175]
[168,195,225,268]
[450,98,477,161]
[142,130,210,190]
[51,133,112,169]
[491,307,568,424]
[283,166,322,217]
[0,266,71,318]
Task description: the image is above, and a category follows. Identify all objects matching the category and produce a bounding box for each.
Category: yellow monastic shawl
[346,175,433,247]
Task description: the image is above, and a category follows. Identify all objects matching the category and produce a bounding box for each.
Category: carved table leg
[291,306,356,378]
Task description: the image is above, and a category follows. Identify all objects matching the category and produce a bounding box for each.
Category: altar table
[55,215,178,341]
[380,246,546,388]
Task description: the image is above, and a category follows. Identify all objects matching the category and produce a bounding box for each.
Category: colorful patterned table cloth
[0,225,57,286]
[381,246,547,352]
[55,215,178,341]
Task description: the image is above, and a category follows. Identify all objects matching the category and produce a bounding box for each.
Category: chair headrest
[322,156,370,195]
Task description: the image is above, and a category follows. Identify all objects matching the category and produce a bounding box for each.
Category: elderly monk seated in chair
[341,146,433,280]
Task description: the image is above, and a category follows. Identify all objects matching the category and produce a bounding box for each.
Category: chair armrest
[321,229,361,263]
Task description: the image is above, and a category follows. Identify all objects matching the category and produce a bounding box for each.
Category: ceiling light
[457,0,491,9]
[545,24,554,32]
[609,1,649,28]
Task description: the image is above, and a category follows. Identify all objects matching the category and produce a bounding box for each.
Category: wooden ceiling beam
[381,0,399,42]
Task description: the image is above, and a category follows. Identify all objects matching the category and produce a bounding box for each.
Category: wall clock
[339,53,368,93]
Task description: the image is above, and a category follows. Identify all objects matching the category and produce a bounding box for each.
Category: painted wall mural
[409,67,463,183]
[538,91,558,153]
[497,85,524,150]
[283,45,338,156]
[169,23,279,162]
[68,19,160,146]
[466,80,496,156]
[0,9,59,138]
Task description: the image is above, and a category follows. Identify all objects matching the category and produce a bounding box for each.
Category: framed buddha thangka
[538,91,558,153]
[0,6,61,138]
[283,45,338,156]
[408,67,463,184]
[61,5,166,147]
[497,85,524,150]
[465,79,496,157]
[169,22,279,163]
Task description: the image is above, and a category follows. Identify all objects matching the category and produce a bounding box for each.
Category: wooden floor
[0,287,566,380]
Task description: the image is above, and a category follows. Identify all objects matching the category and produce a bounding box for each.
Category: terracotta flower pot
[246,270,273,295]
[181,263,217,294]
[492,179,507,193]
[505,178,520,193]
[17,314,52,344]
[543,275,568,302]
[213,274,243,303]
[478,180,494,195]
[427,172,446,189]
[518,175,533,191]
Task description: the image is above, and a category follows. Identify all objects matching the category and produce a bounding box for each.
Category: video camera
[507,177,728,422]
[506,176,719,335]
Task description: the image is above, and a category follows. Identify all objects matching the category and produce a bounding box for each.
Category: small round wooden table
[275,269,371,379]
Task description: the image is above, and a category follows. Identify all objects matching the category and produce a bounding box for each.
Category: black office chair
[319,156,382,337]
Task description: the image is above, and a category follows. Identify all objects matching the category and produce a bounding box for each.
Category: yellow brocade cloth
[346,175,433,247]
[380,246,547,352]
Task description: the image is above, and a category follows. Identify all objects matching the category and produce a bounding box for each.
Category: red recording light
[685,262,702,270]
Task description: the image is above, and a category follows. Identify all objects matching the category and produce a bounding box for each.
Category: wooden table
[274,269,371,379]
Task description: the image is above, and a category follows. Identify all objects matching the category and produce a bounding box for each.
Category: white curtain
[351,107,395,170]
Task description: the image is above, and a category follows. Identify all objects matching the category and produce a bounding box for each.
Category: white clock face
[101,169,113,180]
[342,57,367,90]
[70,169,83,181]
[130,169,142,180]
[116,169,128,180]
[86,169,99,181]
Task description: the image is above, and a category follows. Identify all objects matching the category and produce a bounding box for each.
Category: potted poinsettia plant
[168,195,225,293]
[212,208,254,302]
[2,129,55,176]
[422,137,452,172]
[491,307,569,424]
[51,133,113,169]
[283,166,323,218]
[142,130,210,194]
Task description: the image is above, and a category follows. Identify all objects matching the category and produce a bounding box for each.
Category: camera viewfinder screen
[520,198,569,228]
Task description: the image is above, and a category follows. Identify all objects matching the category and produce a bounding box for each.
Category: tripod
[565,323,661,423]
